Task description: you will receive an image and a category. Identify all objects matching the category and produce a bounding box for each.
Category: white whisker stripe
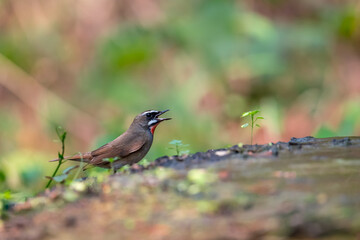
[148,119,158,126]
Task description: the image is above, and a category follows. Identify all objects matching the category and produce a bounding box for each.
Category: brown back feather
[89,128,149,166]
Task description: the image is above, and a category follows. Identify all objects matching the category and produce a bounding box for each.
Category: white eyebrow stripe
[141,110,157,116]
[148,119,158,126]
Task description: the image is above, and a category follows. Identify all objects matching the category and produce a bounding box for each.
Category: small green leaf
[250,110,260,115]
[63,165,79,175]
[56,126,66,139]
[53,174,68,183]
[256,124,261,128]
[241,123,249,128]
[169,140,182,145]
[241,111,251,117]
[119,165,130,172]
[138,158,150,167]
[0,190,12,200]
[256,116,264,120]
[61,132,67,142]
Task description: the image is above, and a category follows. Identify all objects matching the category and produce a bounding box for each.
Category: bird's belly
[128,145,151,165]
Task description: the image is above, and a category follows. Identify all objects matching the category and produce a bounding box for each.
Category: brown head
[132,109,171,134]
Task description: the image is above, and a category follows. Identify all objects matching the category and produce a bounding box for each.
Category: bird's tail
[49,152,91,163]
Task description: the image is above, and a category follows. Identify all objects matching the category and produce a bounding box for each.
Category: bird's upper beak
[156,109,171,122]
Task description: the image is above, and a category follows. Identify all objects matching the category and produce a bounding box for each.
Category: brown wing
[89,131,147,166]
[90,143,112,158]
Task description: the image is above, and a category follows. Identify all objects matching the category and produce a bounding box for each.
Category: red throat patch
[150,123,160,135]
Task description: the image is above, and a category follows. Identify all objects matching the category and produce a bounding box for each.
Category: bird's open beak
[156,109,171,121]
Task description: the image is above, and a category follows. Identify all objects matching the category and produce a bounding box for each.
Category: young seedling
[119,165,130,173]
[241,110,264,145]
[102,157,119,174]
[168,139,190,156]
[0,190,12,219]
[138,158,151,168]
[45,126,68,189]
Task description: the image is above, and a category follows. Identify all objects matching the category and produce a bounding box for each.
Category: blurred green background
[0,0,359,194]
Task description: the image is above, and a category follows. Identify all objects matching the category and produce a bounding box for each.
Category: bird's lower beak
[156,109,171,121]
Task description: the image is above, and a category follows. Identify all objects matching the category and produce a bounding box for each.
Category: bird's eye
[146,113,151,118]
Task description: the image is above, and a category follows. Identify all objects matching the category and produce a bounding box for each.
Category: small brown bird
[50,110,171,171]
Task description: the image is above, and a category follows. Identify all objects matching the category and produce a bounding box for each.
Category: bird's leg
[113,165,123,174]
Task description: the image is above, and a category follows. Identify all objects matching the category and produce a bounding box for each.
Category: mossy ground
[2,137,360,240]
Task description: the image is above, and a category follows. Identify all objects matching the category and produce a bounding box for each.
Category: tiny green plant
[168,139,190,155]
[119,165,130,173]
[241,110,264,145]
[102,157,119,174]
[0,190,12,219]
[45,126,68,189]
[138,158,150,168]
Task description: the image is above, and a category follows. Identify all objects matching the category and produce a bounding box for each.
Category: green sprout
[102,157,119,174]
[0,190,12,219]
[241,110,264,145]
[168,139,190,156]
[138,158,151,168]
[45,126,68,189]
[119,165,130,173]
